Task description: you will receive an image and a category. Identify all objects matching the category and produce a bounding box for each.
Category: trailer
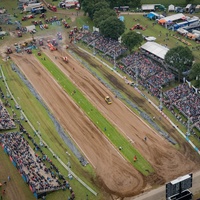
[31,7,46,14]
[23,3,43,12]
[173,18,199,31]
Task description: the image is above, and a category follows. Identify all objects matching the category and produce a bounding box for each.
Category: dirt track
[10,46,200,198]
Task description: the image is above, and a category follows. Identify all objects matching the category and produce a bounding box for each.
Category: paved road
[125,171,200,200]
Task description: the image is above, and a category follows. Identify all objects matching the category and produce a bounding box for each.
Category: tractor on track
[62,56,68,63]
[105,96,112,104]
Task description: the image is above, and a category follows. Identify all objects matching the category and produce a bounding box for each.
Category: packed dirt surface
[10,45,200,199]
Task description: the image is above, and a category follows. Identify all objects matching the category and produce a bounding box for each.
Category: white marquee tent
[140,42,169,60]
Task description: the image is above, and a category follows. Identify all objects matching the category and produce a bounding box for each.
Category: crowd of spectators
[0,88,16,130]
[0,101,15,130]
[0,131,75,199]
[118,52,200,131]
[80,31,127,58]
[164,83,200,130]
[119,52,175,97]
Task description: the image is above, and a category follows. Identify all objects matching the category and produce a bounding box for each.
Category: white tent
[145,36,156,41]
[19,0,38,3]
[158,13,185,24]
[26,25,36,32]
[140,42,169,60]
[168,4,175,12]
[0,31,7,36]
[177,28,188,35]
[141,4,156,11]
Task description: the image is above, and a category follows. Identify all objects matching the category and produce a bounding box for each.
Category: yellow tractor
[105,96,112,104]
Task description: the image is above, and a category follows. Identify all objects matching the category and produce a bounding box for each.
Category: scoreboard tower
[166,173,193,200]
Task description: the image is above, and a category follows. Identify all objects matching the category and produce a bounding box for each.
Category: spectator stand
[118,52,175,98]
[0,130,75,199]
[0,88,16,130]
[163,82,200,132]
[80,31,128,59]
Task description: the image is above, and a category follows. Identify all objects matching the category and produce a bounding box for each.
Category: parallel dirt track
[10,47,200,199]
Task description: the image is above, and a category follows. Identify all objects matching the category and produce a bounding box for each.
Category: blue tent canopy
[147,12,159,19]
[118,16,124,22]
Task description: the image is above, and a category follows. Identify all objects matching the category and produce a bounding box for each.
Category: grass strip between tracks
[34,51,154,176]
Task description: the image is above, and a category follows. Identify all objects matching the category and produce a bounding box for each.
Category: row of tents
[168,4,200,13]
[141,4,200,13]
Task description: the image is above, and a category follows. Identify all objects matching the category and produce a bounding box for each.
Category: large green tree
[108,0,141,8]
[164,46,194,82]
[122,31,143,52]
[81,0,95,19]
[99,16,125,40]
[189,63,200,87]
[82,0,141,13]
[82,0,109,20]
[93,8,116,28]
[186,0,194,4]
[93,1,110,15]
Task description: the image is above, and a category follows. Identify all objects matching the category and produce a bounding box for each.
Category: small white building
[168,4,175,12]
[195,5,200,12]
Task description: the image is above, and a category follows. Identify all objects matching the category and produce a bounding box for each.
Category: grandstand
[0,131,70,199]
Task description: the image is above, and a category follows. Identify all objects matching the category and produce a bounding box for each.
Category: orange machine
[47,43,57,51]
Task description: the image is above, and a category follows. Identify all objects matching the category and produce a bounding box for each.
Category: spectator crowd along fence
[78,31,128,59]
[164,83,200,132]
[0,130,75,200]
[0,88,16,130]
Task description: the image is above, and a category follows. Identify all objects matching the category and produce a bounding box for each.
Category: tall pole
[93,41,95,55]
[135,66,138,87]
[37,121,40,135]
[113,50,116,70]
[73,33,76,44]
[17,97,24,120]
[66,151,71,175]
[159,87,163,111]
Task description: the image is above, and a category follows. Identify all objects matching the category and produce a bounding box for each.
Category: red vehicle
[62,56,68,63]
[6,47,12,54]
[17,31,22,37]
[22,14,34,21]
[73,26,78,33]
[39,39,43,46]
[47,43,57,51]
[26,49,32,54]
[39,13,46,18]
[64,22,70,28]
[130,24,146,31]
[47,4,57,12]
